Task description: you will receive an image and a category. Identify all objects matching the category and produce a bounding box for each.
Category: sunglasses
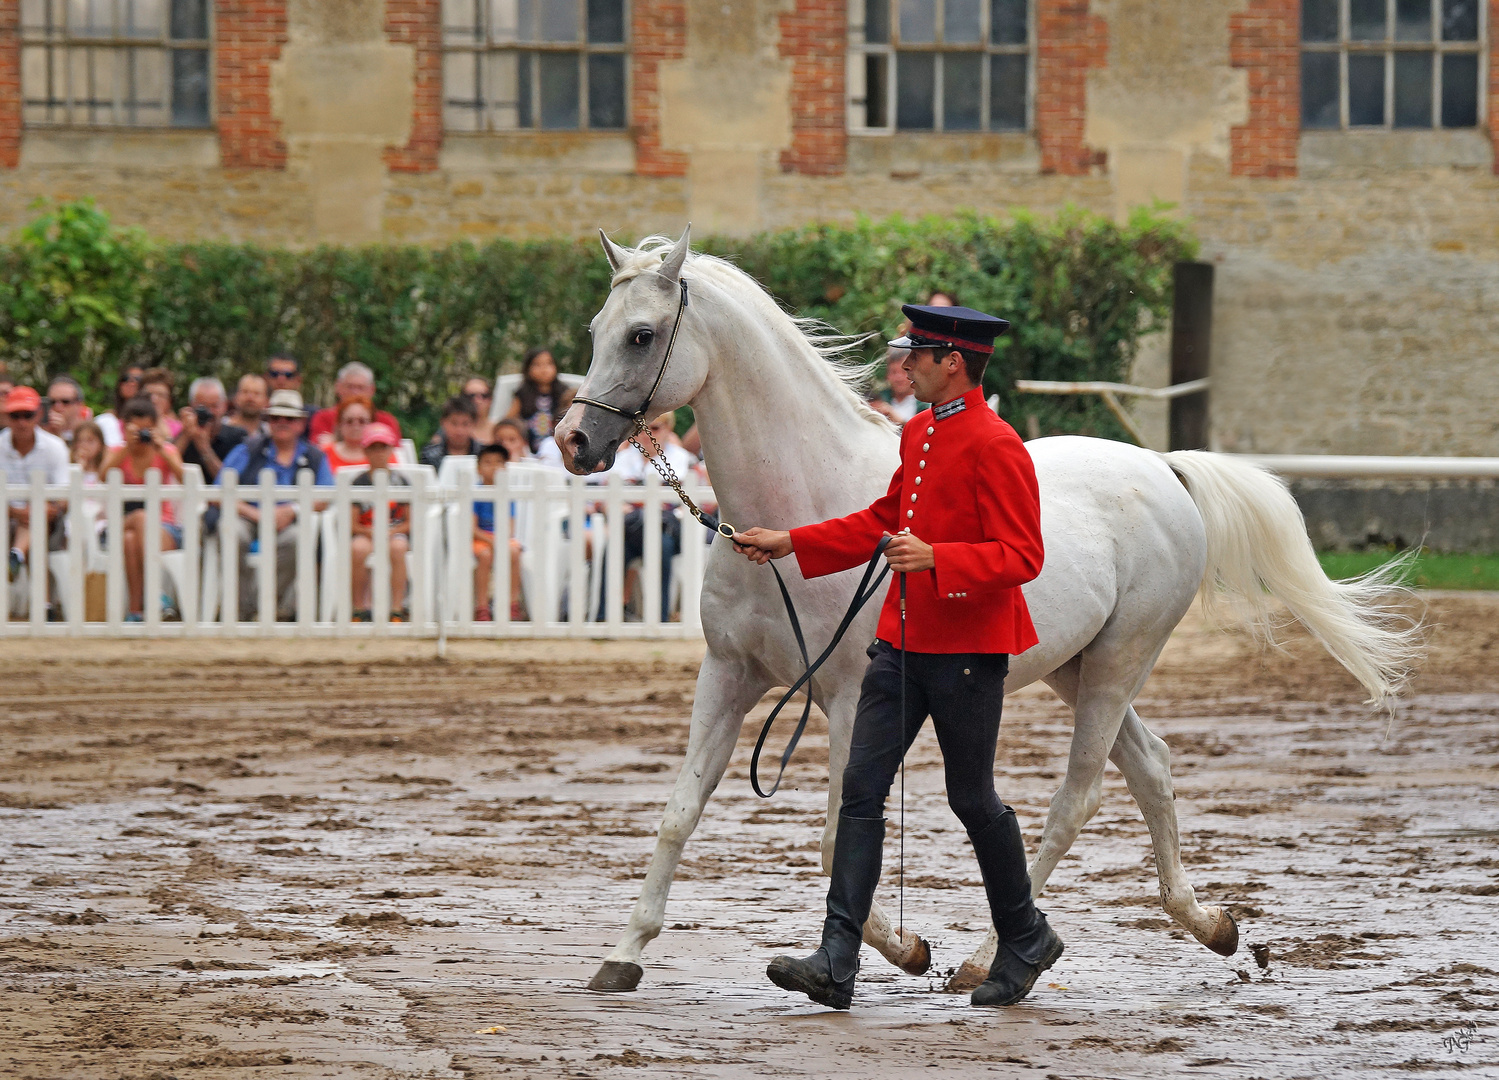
[469,391,493,399]
[50,396,79,406]
[268,414,302,423]
[8,411,37,420]
[267,369,298,379]
[342,415,371,425]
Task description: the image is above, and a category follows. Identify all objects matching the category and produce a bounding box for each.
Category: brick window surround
[781,0,845,175]
[632,0,689,177]
[1229,0,1299,178]
[1035,0,1109,175]
[386,0,442,172]
[217,0,290,169]
[0,0,18,168]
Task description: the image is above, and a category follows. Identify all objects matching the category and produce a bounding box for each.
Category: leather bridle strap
[574,275,690,427]
[750,535,894,798]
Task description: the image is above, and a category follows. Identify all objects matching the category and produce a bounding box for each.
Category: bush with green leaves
[0,201,1194,444]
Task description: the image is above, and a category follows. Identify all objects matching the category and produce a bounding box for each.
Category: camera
[193,405,213,426]
[135,428,155,445]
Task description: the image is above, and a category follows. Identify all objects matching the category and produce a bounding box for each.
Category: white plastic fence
[3,462,717,639]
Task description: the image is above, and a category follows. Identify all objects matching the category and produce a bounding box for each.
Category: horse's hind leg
[1109,706,1238,956]
[588,651,771,991]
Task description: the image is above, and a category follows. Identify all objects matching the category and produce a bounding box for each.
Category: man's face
[338,373,375,403]
[192,386,227,422]
[887,358,914,398]
[268,414,303,445]
[47,383,84,432]
[442,411,475,447]
[6,405,37,440]
[901,348,960,404]
[266,360,300,391]
[236,376,268,419]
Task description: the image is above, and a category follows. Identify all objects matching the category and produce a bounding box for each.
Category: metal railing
[3,462,716,639]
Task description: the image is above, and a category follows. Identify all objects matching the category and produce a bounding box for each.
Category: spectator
[870,348,922,425]
[419,394,478,469]
[593,413,691,622]
[100,397,184,621]
[44,376,90,443]
[95,364,145,448]
[216,389,333,621]
[2,386,69,586]
[350,423,409,623]
[0,369,12,435]
[223,373,269,441]
[139,369,182,439]
[493,419,535,463]
[472,441,525,622]
[323,397,373,471]
[265,351,303,395]
[506,347,574,453]
[309,362,401,446]
[71,420,107,482]
[174,376,246,482]
[464,376,497,444]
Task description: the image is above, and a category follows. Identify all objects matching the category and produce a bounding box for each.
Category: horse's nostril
[570,430,589,456]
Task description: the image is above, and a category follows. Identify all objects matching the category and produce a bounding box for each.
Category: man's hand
[731,527,793,565]
[273,505,297,532]
[178,407,210,450]
[884,530,934,573]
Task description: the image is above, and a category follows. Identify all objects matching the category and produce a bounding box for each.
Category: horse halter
[575,275,736,540]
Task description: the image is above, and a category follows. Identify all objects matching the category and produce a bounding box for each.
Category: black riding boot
[968,809,1064,1007]
[767,814,885,1010]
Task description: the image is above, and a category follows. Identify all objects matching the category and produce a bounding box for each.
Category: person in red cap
[2,386,71,586]
[732,303,1057,1012]
[349,423,410,622]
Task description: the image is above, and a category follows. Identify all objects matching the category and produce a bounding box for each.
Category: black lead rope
[750,535,895,798]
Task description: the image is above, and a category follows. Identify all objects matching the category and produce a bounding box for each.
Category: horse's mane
[612,236,893,431]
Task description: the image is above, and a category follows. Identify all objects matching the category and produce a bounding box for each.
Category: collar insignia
[932,397,967,422]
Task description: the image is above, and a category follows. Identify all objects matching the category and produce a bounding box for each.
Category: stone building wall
[0,0,1496,457]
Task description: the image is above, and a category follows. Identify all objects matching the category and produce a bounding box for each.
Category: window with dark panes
[20,0,212,128]
[443,0,628,132]
[848,0,1030,133]
[1301,0,1484,130]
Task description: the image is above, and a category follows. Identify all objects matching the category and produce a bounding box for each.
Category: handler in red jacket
[732,304,1059,1011]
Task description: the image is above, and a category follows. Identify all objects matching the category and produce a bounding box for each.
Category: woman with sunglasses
[463,377,496,445]
[94,364,146,449]
[323,397,373,471]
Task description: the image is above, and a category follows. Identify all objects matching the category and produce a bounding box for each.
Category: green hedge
[0,200,1195,444]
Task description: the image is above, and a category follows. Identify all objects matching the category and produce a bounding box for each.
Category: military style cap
[889,304,1010,355]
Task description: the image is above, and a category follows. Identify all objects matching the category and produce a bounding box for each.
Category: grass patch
[1317,550,1499,590]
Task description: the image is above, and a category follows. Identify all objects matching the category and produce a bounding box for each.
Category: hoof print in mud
[588,961,644,992]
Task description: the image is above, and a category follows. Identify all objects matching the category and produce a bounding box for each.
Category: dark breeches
[840,641,1011,831]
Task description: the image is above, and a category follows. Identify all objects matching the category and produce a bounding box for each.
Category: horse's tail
[1161,450,1422,708]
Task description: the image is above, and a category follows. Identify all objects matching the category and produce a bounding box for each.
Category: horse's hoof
[898,932,931,976]
[1202,907,1239,957]
[587,961,643,992]
[943,960,989,993]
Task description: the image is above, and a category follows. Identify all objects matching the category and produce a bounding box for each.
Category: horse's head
[556,226,706,475]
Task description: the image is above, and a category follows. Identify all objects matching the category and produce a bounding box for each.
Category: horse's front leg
[819,683,932,976]
[588,651,770,991]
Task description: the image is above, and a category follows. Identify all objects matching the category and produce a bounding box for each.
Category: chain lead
[629,420,735,539]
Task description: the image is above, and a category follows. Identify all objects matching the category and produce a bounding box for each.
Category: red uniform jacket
[790,387,1043,655]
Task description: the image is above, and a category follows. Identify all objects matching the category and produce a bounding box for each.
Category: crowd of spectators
[3,307,928,626]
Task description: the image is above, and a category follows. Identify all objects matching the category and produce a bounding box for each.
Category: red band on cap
[908,333,995,355]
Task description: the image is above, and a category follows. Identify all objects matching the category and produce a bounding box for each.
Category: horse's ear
[658,223,691,282]
[599,229,628,273]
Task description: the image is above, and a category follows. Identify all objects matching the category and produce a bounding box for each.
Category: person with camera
[174,377,245,482]
[100,397,185,621]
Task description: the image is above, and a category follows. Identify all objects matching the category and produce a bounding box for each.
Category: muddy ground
[1,594,1497,1080]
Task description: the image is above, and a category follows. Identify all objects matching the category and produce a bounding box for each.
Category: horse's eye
[633,329,654,347]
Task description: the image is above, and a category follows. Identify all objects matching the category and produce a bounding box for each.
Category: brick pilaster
[1034,0,1108,176]
[632,0,688,177]
[0,0,20,169]
[1490,0,1498,175]
[1229,0,1299,178]
[780,0,846,175]
[385,0,442,172]
[217,0,289,169]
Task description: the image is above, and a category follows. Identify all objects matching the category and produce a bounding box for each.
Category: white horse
[555,228,1418,993]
